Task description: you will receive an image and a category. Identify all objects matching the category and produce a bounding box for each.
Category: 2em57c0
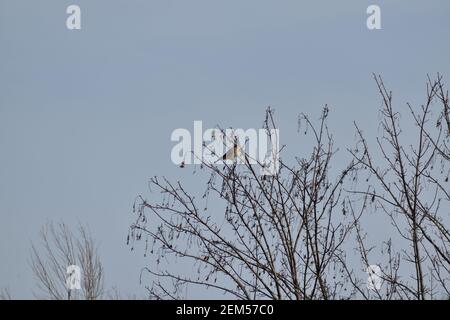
[220,304,273,315]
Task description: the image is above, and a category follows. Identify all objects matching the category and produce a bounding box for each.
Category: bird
[218,141,242,162]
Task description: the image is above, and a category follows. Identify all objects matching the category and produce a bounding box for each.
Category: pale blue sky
[1,0,449,298]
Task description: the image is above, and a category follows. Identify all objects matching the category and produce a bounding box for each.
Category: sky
[0,0,449,299]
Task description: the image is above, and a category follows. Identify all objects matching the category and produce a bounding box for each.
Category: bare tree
[427,73,450,161]
[130,76,449,300]
[130,107,363,299]
[30,221,104,300]
[348,74,449,299]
